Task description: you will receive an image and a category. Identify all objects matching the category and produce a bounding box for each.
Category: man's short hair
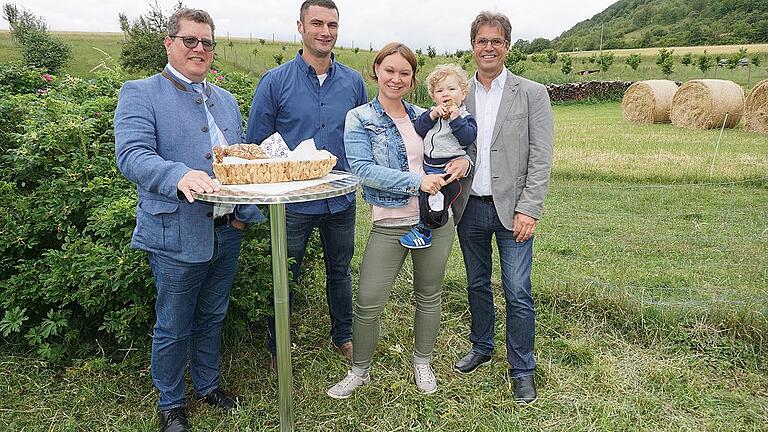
[470,11,511,46]
[372,42,419,89]
[427,63,469,95]
[300,0,339,22]
[168,8,216,37]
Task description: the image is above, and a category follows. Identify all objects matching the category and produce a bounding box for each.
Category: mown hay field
[1,31,767,431]
[2,99,766,431]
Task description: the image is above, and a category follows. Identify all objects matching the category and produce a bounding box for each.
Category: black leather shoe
[511,373,537,404]
[454,351,492,374]
[158,407,190,432]
[198,387,243,411]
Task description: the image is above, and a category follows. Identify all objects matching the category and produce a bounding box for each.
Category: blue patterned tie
[190,82,224,147]
[191,83,234,218]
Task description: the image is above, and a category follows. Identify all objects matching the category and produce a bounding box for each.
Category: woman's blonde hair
[426,63,469,96]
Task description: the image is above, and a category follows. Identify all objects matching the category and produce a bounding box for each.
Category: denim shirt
[246,51,368,214]
[344,97,427,207]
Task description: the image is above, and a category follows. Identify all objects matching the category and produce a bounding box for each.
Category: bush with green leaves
[2,4,71,74]
[625,53,642,71]
[560,54,572,75]
[543,49,558,65]
[0,64,310,363]
[697,50,714,75]
[657,48,675,77]
[504,49,526,75]
[597,51,614,73]
[117,2,175,73]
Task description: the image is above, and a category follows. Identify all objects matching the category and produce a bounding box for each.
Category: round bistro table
[193,170,359,432]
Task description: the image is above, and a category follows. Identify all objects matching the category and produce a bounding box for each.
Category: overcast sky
[5,0,618,52]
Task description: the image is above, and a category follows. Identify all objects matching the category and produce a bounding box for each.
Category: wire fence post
[709,112,729,179]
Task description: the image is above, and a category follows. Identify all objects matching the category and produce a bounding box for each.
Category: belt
[214,213,233,227]
[470,195,494,203]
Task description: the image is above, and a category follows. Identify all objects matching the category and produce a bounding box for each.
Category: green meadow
[1,32,767,431]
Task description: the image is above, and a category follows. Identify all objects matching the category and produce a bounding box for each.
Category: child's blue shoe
[399,225,432,249]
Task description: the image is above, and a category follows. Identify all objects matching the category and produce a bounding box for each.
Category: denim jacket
[344,97,427,207]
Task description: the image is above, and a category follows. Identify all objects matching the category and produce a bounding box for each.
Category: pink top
[372,114,424,224]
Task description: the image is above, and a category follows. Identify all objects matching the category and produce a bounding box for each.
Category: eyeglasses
[169,35,217,52]
[473,38,507,48]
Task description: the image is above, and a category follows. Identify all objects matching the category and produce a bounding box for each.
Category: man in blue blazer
[114,8,263,432]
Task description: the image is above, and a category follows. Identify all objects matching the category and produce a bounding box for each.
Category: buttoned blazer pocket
[136,199,182,252]
[507,112,528,121]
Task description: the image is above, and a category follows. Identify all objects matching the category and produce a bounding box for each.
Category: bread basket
[213,156,337,185]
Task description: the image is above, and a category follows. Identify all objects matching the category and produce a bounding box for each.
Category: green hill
[555,0,768,51]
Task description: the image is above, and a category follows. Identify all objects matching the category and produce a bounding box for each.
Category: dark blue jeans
[266,203,355,355]
[148,225,243,410]
[457,198,536,378]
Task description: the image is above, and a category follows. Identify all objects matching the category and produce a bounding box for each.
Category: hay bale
[744,79,768,134]
[622,80,679,123]
[670,79,744,129]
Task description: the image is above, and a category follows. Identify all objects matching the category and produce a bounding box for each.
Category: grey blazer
[452,70,554,230]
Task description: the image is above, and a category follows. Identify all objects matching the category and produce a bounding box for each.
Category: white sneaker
[326,370,370,399]
[413,363,437,394]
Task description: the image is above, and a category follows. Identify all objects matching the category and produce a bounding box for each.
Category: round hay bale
[744,79,768,134]
[622,80,679,124]
[670,79,744,129]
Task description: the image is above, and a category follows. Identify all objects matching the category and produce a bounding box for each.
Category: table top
[192,170,360,204]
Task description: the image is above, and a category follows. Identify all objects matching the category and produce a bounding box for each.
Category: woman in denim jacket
[327,42,469,399]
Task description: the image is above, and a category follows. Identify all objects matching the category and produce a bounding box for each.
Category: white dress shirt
[471,69,508,197]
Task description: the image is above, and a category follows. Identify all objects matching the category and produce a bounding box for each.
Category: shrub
[560,54,573,75]
[2,4,71,74]
[543,49,558,65]
[597,52,614,72]
[697,50,714,75]
[657,48,675,77]
[625,53,642,71]
[0,64,313,363]
[117,1,175,73]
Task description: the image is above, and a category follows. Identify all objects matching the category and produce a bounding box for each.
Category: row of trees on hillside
[554,0,768,51]
[501,46,762,78]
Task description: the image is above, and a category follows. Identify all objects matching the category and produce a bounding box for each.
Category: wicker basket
[213,156,337,185]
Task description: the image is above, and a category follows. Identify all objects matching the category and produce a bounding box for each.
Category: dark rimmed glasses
[169,35,217,52]
[473,38,507,49]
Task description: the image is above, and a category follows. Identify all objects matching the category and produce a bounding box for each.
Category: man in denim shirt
[245,0,367,369]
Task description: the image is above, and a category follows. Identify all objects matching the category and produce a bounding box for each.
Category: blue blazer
[115,68,264,263]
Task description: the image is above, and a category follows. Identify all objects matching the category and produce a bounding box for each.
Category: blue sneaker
[399,226,432,249]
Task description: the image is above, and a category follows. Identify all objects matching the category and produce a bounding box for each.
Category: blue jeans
[266,203,355,355]
[148,225,243,410]
[457,198,536,378]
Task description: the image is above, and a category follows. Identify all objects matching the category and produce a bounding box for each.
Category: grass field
[1,101,766,431]
[567,43,768,57]
[3,30,767,90]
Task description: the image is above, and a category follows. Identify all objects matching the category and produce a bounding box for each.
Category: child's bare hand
[430,105,446,121]
[448,105,460,121]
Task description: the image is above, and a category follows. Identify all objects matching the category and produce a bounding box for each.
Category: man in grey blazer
[114,8,263,432]
[452,11,554,405]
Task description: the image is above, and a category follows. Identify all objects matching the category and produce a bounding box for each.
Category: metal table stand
[195,171,359,431]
